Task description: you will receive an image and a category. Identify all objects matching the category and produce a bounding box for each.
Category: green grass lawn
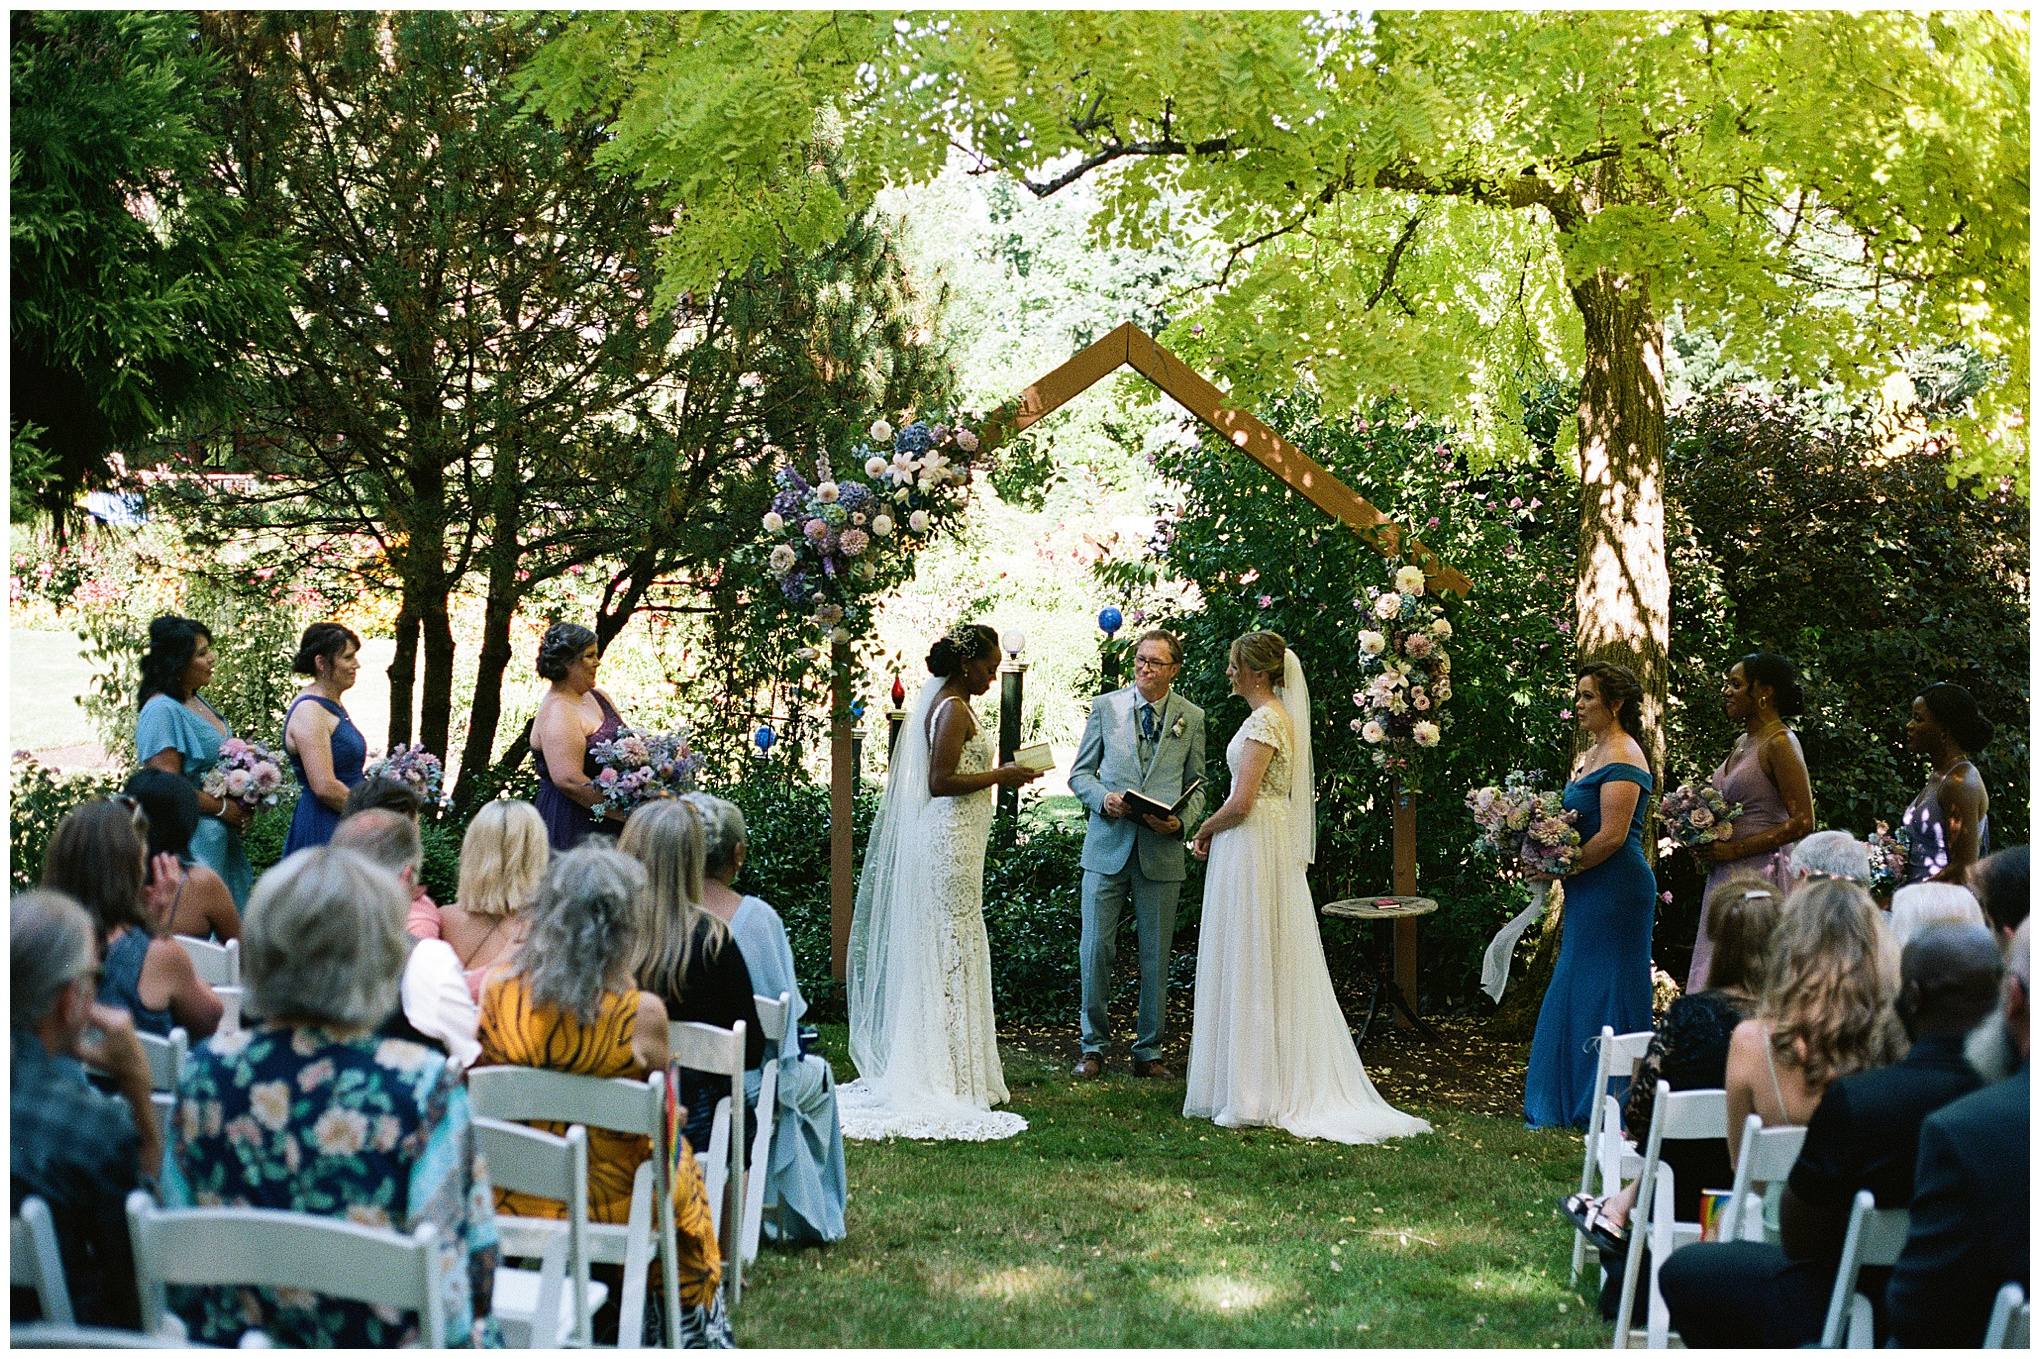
[734,1027,1608,1348]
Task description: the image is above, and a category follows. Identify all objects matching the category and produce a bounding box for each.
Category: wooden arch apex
[975,322,1472,597]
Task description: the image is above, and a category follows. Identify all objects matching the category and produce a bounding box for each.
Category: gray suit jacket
[1068,685,1207,882]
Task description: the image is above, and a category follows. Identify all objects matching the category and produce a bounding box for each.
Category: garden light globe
[1098,606,1123,636]
[999,627,1026,659]
[754,726,775,754]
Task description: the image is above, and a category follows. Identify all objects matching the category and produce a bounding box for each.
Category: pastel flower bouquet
[1349,563,1455,783]
[758,414,981,642]
[589,726,705,818]
[1865,822,1910,895]
[1465,769,1584,879]
[1657,781,1741,853]
[365,743,445,807]
[202,738,287,816]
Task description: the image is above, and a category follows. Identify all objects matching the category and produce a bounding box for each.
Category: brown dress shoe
[1071,1053,1103,1078]
[1132,1058,1176,1079]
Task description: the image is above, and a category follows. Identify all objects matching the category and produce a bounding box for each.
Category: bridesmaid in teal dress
[135,616,254,907]
[1525,662,1658,1129]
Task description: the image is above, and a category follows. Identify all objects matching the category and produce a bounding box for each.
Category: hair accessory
[1742,888,1775,900]
[943,621,982,652]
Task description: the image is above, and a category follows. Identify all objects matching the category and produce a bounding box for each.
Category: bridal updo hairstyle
[1916,682,1995,753]
[927,623,999,678]
[536,621,600,682]
[1736,652,1805,718]
[292,621,361,679]
[1229,630,1287,686]
[1576,660,1646,744]
[137,615,214,705]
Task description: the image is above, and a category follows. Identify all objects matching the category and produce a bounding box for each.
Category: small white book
[1015,742,1056,773]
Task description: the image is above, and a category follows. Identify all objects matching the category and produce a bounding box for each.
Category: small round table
[1321,896,1441,1045]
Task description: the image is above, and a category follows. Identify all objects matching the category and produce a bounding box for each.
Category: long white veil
[1280,649,1317,866]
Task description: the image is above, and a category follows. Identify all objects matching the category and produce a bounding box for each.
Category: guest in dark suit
[1659,921,2001,1348]
[1887,917,2029,1348]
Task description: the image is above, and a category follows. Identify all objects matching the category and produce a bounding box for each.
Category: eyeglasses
[1132,656,1179,670]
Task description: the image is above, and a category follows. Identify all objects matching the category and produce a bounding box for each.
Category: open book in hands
[1014,742,1055,773]
[1121,779,1203,825]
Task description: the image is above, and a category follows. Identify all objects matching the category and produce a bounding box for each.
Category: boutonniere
[1169,716,1187,740]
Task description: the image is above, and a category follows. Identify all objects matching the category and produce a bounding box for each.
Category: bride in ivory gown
[1184,630,1431,1145]
[839,623,1041,1141]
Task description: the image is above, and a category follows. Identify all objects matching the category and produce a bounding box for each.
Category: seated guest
[43,800,222,1040]
[1967,844,2029,943]
[1789,828,1873,887]
[160,847,498,1347]
[436,799,547,1001]
[331,809,478,1069]
[123,768,240,942]
[688,793,848,1245]
[1725,877,1905,1141]
[1888,919,2031,1347]
[476,844,730,1347]
[1661,921,1999,1347]
[11,889,160,1329]
[619,799,765,1160]
[339,777,441,932]
[1564,877,1782,1269]
[1888,881,1987,949]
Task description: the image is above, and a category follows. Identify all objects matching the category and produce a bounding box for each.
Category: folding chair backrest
[754,992,791,1051]
[135,1027,188,1094]
[1720,1113,1809,1244]
[474,1117,596,1348]
[211,985,242,1035]
[12,1195,74,1324]
[1820,1189,1911,1348]
[671,1019,746,1307]
[1613,1083,1728,1349]
[7,1321,198,1348]
[125,1189,444,1345]
[1986,1281,2030,1349]
[1572,1026,1654,1285]
[174,935,238,988]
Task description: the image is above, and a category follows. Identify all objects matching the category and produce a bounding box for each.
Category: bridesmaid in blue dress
[530,621,628,852]
[1525,662,1658,1129]
[282,622,368,855]
[135,616,254,908]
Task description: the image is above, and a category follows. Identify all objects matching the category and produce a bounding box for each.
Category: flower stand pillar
[831,639,854,980]
[1393,781,1420,1024]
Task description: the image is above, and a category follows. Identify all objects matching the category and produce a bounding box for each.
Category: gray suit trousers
[1079,861,1179,1061]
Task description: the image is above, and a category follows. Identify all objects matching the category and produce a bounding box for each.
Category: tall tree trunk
[387,597,421,747]
[419,590,456,762]
[451,439,525,811]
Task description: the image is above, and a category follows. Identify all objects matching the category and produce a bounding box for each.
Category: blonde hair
[1761,877,1905,1091]
[619,798,725,1006]
[1229,630,1286,685]
[456,799,549,918]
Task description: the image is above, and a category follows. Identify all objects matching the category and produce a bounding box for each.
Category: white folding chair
[125,1190,445,1346]
[173,936,238,988]
[127,1026,189,1095]
[743,993,791,1265]
[670,1017,746,1306]
[210,986,242,1035]
[466,1064,683,1346]
[7,1321,201,1347]
[1716,1113,1809,1244]
[1985,1281,2030,1349]
[473,1117,607,1347]
[1612,1081,1727,1349]
[1819,1189,1910,1348]
[12,1195,74,1324]
[1572,1026,1654,1282]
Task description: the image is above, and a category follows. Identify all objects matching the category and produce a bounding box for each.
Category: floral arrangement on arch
[1350,563,1455,781]
[758,415,981,642]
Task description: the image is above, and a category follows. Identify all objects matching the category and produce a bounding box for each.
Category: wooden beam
[829,639,854,980]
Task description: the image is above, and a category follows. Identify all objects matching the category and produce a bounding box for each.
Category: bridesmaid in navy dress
[282,622,368,855]
[1525,662,1658,1129]
[531,622,628,852]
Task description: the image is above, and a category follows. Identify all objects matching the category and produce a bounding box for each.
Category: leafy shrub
[9,754,125,891]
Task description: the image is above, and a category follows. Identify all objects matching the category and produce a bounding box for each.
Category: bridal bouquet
[1865,823,1910,895]
[365,743,444,806]
[589,725,705,818]
[1657,781,1741,852]
[202,738,288,816]
[1465,769,1584,878]
[1350,563,1455,783]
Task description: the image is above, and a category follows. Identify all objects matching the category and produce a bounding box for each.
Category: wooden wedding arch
[827,322,1472,1012]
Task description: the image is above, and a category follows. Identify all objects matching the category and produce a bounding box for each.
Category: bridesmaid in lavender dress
[1686,654,1815,992]
[530,622,628,852]
[1900,683,1993,885]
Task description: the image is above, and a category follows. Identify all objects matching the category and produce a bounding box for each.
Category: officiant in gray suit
[1067,628,1206,1079]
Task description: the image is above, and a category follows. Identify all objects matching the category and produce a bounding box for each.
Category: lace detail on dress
[1233,703,1291,800]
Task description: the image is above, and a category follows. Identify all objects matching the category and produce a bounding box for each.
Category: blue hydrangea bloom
[894,422,933,455]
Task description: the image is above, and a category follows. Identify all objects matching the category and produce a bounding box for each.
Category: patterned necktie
[1139,702,1157,743]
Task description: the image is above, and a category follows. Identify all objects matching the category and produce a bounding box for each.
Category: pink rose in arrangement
[840,529,870,557]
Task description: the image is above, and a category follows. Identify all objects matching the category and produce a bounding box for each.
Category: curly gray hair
[518,843,646,1025]
[242,848,410,1029]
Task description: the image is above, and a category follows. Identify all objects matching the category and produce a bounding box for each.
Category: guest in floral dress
[478,843,731,1348]
[160,846,500,1347]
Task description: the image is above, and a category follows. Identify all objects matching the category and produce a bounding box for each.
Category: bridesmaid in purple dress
[1900,683,1993,885]
[1686,654,1815,992]
[530,622,628,852]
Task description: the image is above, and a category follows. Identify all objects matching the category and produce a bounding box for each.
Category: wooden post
[830,640,853,980]
[1392,781,1420,1024]
[997,656,1025,840]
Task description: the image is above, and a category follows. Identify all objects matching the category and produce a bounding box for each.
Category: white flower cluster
[1348,566,1455,773]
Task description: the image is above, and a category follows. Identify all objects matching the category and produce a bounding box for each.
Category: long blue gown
[136,694,254,908]
[281,695,368,855]
[1524,761,1656,1129]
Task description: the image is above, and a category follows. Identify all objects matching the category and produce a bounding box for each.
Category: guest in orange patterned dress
[478,843,730,1347]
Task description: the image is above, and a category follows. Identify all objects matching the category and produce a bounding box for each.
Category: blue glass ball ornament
[1098,606,1124,636]
[754,726,775,753]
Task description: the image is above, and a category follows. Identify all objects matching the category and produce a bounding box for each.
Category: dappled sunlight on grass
[959,1263,1075,1302]
[1177,1272,1286,1315]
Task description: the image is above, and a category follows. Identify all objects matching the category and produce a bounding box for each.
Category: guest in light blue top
[134,617,252,907]
[282,621,368,855]
[689,793,848,1246]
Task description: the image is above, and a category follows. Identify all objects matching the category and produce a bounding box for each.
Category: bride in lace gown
[1184,631,1431,1145]
[840,623,1041,1141]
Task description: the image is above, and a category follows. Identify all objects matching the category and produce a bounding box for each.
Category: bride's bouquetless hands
[991,763,1041,789]
[1191,829,1213,860]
